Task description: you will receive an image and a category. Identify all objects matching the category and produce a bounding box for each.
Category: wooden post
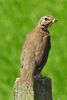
[13,76,52,100]
[34,76,52,100]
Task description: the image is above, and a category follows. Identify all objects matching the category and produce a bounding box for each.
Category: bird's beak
[52,18,58,23]
[55,19,58,22]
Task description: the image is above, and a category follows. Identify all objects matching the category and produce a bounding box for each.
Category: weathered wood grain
[13,77,52,100]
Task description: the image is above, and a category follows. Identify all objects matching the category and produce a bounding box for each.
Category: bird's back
[21,28,51,75]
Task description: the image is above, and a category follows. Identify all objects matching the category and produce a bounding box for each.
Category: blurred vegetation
[0,0,67,100]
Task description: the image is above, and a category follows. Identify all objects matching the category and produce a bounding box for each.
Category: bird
[20,16,57,85]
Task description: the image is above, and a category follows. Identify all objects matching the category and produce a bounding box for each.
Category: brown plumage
[20,16,57,85]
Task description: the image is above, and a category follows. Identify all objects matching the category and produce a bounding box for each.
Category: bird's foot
[34,74,41,79]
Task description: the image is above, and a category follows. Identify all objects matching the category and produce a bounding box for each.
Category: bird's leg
[34,74,41,79]
[34,66,42,78]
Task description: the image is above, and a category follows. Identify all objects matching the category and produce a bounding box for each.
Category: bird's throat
[41,27,49,33]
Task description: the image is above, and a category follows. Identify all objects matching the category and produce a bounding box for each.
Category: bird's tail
[20,67,35,86]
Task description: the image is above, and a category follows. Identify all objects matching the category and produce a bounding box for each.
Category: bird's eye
[45,18,48,21]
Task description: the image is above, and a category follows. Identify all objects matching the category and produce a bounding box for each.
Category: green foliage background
[0,0,67,100]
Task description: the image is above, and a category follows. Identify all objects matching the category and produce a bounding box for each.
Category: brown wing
[34,35,51,75]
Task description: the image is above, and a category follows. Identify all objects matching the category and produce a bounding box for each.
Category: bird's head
[39,16,58,29]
